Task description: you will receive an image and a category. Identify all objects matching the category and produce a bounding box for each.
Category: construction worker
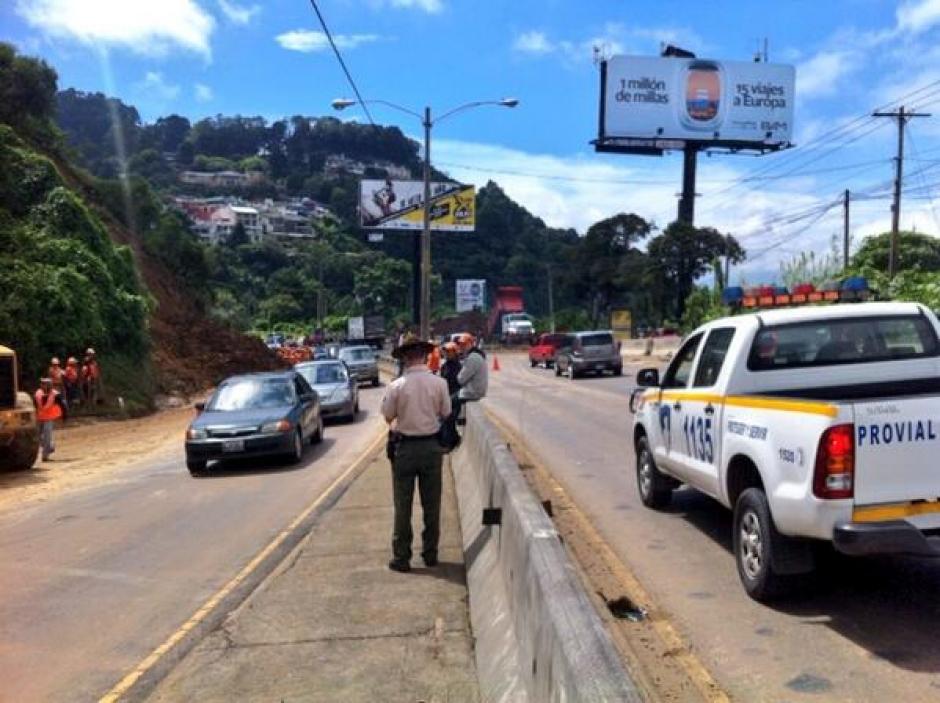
[64,357,81,406]
[440,342,462,395]
[34,377,67,461]
[47,357,65,395]
[81,348,101,407]
[382,334,451,572]
[426,341,442,374]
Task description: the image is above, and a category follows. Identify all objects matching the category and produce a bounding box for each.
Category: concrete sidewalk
[149,451,480,703]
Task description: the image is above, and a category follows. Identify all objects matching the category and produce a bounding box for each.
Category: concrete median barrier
[452,403,641,702]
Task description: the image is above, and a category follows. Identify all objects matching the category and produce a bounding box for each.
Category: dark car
[184,371,324,476]
[295,360,359,422]
[338,345,380,386]
[555,331,623,379]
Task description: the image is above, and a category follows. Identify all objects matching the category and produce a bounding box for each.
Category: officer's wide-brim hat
[392,334,434,359]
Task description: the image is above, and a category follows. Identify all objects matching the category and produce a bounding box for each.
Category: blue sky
[4,0,940,282]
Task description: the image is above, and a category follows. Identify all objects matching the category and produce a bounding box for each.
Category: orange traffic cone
[492,355,501,372]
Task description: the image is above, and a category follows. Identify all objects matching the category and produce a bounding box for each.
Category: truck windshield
[747,315,939,371]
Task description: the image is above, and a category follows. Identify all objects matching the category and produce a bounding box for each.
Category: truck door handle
[672,401,682,411]
[704,404,715,416]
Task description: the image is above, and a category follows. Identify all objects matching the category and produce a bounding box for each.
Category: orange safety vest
[427,347,441,373]
[83,361,100,381]
[64,366,79,384]
[35,389,63,422]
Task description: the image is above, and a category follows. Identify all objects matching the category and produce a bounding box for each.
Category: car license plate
[222,439,244,453]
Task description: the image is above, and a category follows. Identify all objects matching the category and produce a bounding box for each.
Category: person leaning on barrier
[382,334,452,573]
[450,333,488,423]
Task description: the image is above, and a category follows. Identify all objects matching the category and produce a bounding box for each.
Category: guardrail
[452,404,641,702]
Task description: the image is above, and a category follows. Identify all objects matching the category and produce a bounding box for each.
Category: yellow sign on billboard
[360,180,475,231]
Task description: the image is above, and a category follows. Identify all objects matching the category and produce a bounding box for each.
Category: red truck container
[488,286,534,344]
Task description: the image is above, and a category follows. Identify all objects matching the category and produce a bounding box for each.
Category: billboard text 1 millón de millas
[359,179,476,231]
[601,56,795,147]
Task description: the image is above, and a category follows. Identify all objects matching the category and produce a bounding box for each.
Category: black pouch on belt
[386,430,402,462]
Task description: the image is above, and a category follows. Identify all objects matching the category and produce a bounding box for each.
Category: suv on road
[338,345,380,386]
[555,331,623,379]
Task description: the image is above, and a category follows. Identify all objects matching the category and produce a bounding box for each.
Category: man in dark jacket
[440,342,461,396]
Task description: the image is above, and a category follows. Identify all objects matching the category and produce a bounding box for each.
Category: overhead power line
[307,0,376,127]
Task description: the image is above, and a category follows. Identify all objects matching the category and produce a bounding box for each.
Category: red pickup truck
[528,333,572,368]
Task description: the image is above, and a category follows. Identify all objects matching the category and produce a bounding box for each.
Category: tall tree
[571,213,651,326]
[0,43,58,144]
[647,222,744,320]
[851,231,940,273]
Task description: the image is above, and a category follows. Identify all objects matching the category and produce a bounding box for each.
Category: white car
[630,302,940,600]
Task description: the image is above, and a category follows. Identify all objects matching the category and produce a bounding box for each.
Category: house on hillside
[179,170,266,188]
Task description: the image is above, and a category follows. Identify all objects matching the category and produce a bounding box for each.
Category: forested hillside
[0,43,277,409]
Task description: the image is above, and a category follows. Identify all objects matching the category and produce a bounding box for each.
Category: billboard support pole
[420,106,432,340]
[678,143,698,224]
[412,231,421,327]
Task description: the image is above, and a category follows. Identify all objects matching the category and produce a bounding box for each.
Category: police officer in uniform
[382,335,452,572]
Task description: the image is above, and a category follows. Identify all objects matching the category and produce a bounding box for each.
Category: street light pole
[421,106,432,340]
[331,97,518,341]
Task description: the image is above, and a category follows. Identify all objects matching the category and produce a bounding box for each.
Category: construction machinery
[0,346,39,471]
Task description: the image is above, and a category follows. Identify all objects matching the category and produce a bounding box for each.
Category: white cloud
[431,138,937,281]
[513,23,700,64]
[276,29,380,53]
[897,0,940,34]
[389,0,442,12]
[797,50,855,98]
[16,0,215,58]
[513,31,554,54]
[135,71,181,101]
[194,82,214,102]
[216,0,260,25]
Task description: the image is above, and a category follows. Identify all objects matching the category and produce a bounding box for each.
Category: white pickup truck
[630,302,940,600]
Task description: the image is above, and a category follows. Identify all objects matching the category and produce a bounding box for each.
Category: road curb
[99,430,386,703]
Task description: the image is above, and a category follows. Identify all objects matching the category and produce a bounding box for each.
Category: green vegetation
[0,124,150,402]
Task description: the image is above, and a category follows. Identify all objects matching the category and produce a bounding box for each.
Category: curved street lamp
[333,97,519,340]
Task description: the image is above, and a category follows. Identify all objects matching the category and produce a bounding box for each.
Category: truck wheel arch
[726,454,764,507]
[633,424,647,451]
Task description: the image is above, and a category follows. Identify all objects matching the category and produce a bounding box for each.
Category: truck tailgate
[854,397,940,508]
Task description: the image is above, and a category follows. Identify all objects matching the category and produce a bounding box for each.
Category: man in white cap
[34,377,67,461]
[81,348,101,407]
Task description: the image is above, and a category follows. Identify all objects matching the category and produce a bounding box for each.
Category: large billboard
[359,179,475,231]
[598,56,795,151]
[455,279,486,312]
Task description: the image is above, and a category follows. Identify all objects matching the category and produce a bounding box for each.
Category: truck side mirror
[636,368,659,387]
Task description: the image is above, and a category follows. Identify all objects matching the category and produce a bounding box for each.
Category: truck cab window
[693,328,736,387]
[661,333,703,388]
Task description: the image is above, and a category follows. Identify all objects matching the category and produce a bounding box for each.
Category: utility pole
[420,106,432,340]
[843,189,850,270]
[872,106,930,277]
[546,263,556,333]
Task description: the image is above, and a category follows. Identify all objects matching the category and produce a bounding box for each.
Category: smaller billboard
[611,309,632,340]
[347,316,364,340]
[360,179,475,231]
[456,279,486,312]
[599,55,795,150]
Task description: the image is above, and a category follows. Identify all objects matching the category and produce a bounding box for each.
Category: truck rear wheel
[2,432,40,471]
[635,436,672,509]
[733,488,796,601]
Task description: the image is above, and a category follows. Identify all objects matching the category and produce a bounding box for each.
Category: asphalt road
[0,388,386,703]
[486,353,940,702]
